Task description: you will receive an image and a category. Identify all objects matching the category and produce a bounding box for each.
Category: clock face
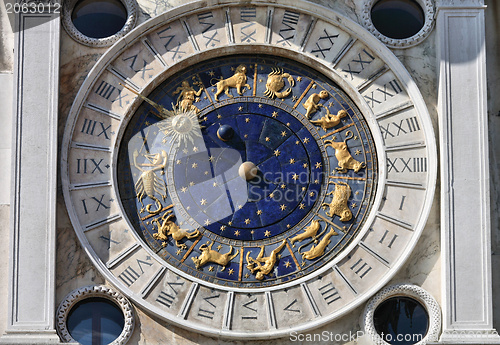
[61,1,436,338]
[117,55,377,288]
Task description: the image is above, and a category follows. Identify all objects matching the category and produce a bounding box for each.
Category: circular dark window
[373,297,429,345]
[67,298,125,345]
[371,0,425,39]
[71,0,128,39]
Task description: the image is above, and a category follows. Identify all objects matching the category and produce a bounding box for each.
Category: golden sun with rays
[156,106,203,146]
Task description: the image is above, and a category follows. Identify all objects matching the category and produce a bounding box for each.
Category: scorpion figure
[133,150,168,215]
[264,68,295,99]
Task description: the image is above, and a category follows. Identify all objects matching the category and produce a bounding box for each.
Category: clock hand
[119,83,174,119]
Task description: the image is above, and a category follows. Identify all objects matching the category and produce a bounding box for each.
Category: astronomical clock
[61,0,436,339]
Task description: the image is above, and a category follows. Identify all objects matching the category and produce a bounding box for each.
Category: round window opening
[71,0,128,39]
[67,297,125,345]
[373,297,429,345]
[370,0,425,39]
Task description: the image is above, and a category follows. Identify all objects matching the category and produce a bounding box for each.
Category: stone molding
[56,285,134,345]
[61,0,138,47]
[362,284,441,345]
[362,0,435,49]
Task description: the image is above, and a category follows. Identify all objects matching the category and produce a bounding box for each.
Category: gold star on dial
[228,221,233,226]
[274,149,281,156]
[251,230,255,234]
[289,158,296,164]
[176,159,182,165]
[292,173,299,180]
[200,199,207,205]
[284,261,291,268]
[269,192,275,199]
[314,179,319,184]
[297,76,303,82]
[287,224,291,228]
[351,202,357,208]
[204,219,210,226]
[228,268,234,275]
[204,171,209,175]
[237,205,243,210]
[244,218,251,225]
[180,187,188,193]
[309,191,315,197]
[208,266,214,272]
[303,137,310,143]
[272,111,278,118]
[189,181,195,186]
[213,182,218,187]
[216,245,222,252]
[217,114,222,119]
[355,149,362,155]
[208,156,214,162]
[258,104,263,108]
[281,131,287,137]
[238,106,243,111]
[280,183,286,189]
[245,117,250,122]
[256,210,263,215]
[312,84,317,89]
[176,249,183,255]
[192,163,198,169]
[244,134,248,138]
[208,71,215,77]
[299,203,305,209]
[264,230,271,237]
[234,230,240,236]
[292,96,298,102]
[220,225,226,231]
[265,137,270,142]
[193,146,199,152]
[315,162,322,169]
[295,140,300,145]
[280,204,287,211]
[244,273,250,279]
[303,163,308,168]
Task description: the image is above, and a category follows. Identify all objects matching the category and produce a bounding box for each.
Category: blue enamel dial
[118,55,377,288]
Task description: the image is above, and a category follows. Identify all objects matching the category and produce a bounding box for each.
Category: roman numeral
[310,29,339,58]
[240,8,257,43]
[95,81,116,99]
[197,12,220,48]
[157,27,185,60]
[197,293,220,320]
[364,79,403,108]
[156,280,185,308]
[118,266,140,286]
[76,158,108,174]
[283,299,300,313]
[379,230,398,249]
[81,119,111,139]
[379,116,421,139]
[387,157,427,173]
[318,282,341,305]
[241,297,258,319]
[277,10,300,46]
[350,258,372,279]
[81,194,110,214]
[100,235,120,249]
[156,291,175,308]
[342,49,376,80]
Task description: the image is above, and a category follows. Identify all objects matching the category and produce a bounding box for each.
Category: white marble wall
[0,0,14,339]
[485,0,500,335]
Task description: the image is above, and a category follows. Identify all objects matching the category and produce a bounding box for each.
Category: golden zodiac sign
[310,108,348,131]
[246,240,287,280]
[263,68,295,99]
[322,182,353,222]
[324,131,366,173]
[133,150,167,215]
[302,90,329,119]
[173,80,204,113]
[120,83,174,118]
[152,210,201,249]
[301,227,337,260]
[213,65,251,101]
[191,241,239,271]
[290,219,322,246]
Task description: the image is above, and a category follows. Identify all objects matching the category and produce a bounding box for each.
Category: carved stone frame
[362,283,441,345]
[56,285,135,345]
[62,0,138,47]
[362,0,435,49]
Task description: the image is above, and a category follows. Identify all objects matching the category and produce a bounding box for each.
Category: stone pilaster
[437,0,500,343]
[0,7,63,345]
